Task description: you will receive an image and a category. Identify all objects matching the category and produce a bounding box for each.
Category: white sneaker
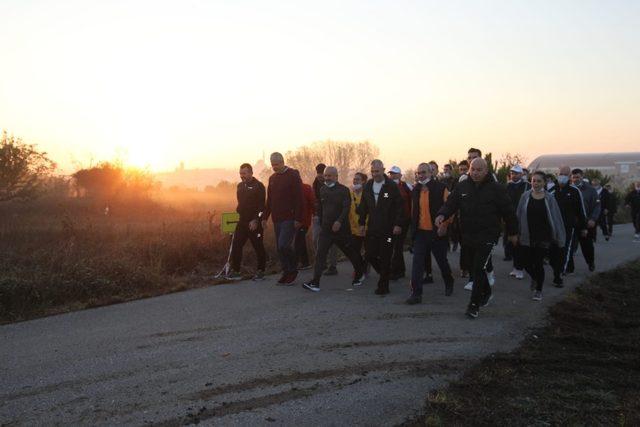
[509,269,517,277]
[634,234,640,242]
[532,290,542,301]
[486,271,495,287]
[514,270,524,280]
[464,281,474,291]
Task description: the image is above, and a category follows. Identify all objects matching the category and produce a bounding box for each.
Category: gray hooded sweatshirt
[516,190,566,247]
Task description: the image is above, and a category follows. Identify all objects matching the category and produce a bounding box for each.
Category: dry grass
[0,192,280,323]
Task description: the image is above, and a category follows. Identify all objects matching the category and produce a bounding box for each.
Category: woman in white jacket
[516,171,566,301]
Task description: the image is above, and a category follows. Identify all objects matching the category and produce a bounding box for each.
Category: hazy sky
[1,0,639,173]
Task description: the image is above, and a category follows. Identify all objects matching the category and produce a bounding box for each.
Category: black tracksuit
[357,177,405,293]
[438,175,518,307]
[505,180,531,269]
[312,183,363,285]
[595,187,611,238]
[551,184,586,278]
[231,177,267,272]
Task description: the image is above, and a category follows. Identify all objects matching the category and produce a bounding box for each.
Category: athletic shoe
[464,281,474,291]
[298,263,312,271]
[352,274,365,287]
[422,274,434,284]
[480,293,493,307]
[405,295,422,305]
[509,269,517,277]
[588,264,595,272]
[302,282,320,292]
[277,273,288,284]
[487,270,495,287]
[605,236,610,241]
[324,266,338,276]
[225,271,243,281]
[532,290,542,301]
[466,303,479,319]
[634,233,640,242]
[514,270,524,280]
[552,277,564,288]
[252,271,265,281]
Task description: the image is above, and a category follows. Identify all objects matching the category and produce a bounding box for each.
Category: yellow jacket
[349,190,365,235]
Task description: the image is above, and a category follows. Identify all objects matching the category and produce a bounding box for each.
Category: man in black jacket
[625,181,640,241]
[357,159,405,295]
[229,163,267,281]
[505,165,530,278]
[591,178,611,241]
[436,158,518,319]
[550,165,587,286]
[604,184,618,236]
[406,163,454,304]
[302,167,364,292]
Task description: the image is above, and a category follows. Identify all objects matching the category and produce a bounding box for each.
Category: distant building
[528,152,640,189]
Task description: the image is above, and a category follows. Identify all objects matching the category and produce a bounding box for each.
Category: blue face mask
[557,175,569,186]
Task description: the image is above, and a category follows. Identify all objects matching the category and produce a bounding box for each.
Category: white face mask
[443,172,451,178]
[352,184,362,190]
[419,178,430,185]
[325,181,336,188]
[557,175,569,186]
[393,178,400,184]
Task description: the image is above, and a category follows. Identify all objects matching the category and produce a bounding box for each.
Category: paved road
[1,224,638,426]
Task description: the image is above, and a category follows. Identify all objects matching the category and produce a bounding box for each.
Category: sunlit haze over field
[1,0,638,173]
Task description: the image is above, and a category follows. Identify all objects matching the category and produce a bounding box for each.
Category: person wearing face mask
[357,160,405,295]
[228,163,267,281]
[302,167,365,292]
[406,163,455,304]
[349,172,369,275]
[505,165,531,279]
[591,178,611,241]
[440,164,455,191]
[569,168,600,272]
[388,166,413,280]
[550,166,587,286]
[625,181,640,241]
[516,171,566,301]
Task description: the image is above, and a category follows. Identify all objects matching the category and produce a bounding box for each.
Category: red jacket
[301,183,315,228]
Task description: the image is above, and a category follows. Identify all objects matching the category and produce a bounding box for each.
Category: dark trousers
[551,226,575,278]
[633,209,640,234]
[425,249,432,276]
[295,227,310,266]
[274,220,297,274]
[410,230,453,297]
[597,215,610,238]
[505,241,524,270]
[365,233,394,290]
[607,212,615,235]
[569,226,595,269]
[391,225,409,276]
[352,235,367,272]
[460,244,471,272]
[230,222,266,272]
[466,240,496,306]
[522,245,548,291]
[313,232,363,285]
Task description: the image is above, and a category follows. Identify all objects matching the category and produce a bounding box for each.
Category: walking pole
[215,232,236,279]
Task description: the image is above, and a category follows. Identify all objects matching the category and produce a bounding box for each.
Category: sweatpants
[365,233,394,291]
[230,222,266,272]
[466,240,496,306]
[569,226,595,269]
[551,226,576,278]
[312,232,364,285]
[312,216,337,268]
[390,225,409,277]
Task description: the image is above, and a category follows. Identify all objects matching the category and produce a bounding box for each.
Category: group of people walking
[227,149,639,319]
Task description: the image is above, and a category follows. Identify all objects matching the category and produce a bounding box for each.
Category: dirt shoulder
[404,258,640,426]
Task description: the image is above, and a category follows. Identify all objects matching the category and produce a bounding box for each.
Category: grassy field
[405,259,640,426]
[0,191,282,324]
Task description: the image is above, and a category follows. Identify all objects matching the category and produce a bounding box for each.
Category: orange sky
[1,0,638,173]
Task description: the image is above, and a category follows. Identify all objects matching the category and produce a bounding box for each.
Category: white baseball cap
[510,165,524,174]
[389,166,402,174]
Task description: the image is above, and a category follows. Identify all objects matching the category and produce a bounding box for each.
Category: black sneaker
[588,264,595,272]
[324,266,338,276]
[552,277,564,288]
[302,282,320,292]
[466,303,479,319]
[405,295,422,305]
[422,275,434,284]
[352,274,365,287]
[252,271,265,281]
[225,271,243,281]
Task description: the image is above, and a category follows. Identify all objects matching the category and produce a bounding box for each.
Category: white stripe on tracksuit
[563,227,575,273]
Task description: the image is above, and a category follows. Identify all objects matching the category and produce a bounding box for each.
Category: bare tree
[0,131,56,202]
